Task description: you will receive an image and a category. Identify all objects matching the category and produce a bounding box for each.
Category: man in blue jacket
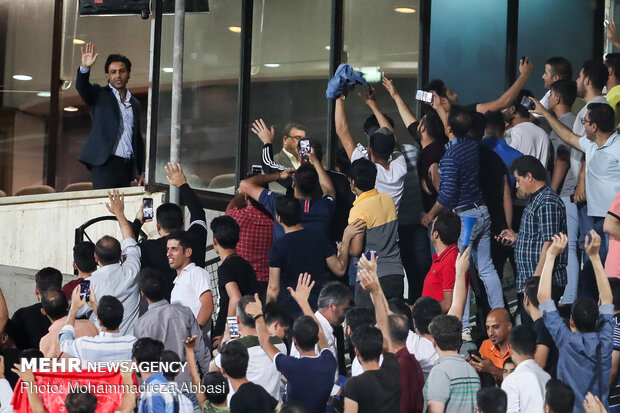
[77,42,145,189]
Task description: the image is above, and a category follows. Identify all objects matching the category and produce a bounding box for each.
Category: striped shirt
[437,138,483,209]
[59,325,136,361]
[138,373,194,413]
[423,355,480,413]
[514,185,567,291]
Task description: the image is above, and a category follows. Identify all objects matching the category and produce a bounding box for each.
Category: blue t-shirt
[275,349,337,413]
[258,189,335,239]
[481,136,524,188]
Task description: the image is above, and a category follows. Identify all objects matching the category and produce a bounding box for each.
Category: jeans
[560,196,579,304]
[458,206,505,326]
[354,274,404,308]
[578,206,609,299]
[398,224,432,304]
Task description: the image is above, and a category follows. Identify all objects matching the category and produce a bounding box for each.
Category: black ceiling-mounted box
[79,0,209,19]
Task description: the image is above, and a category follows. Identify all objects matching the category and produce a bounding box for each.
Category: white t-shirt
[501,359,550,413]
[571,96,609,182]
[406,330,438,379]
[580,133,620,217]
[351,144,408,212]
[171,263,212,319]
[506,122,550,168]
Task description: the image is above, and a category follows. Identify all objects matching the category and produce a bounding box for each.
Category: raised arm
[75,42,99,106]
[326,219,367,276]
[166,163,206,224]
[252,119,290,174]
[358,253,393,353]
[537,233,567,304]
[448,247,470,320]
[335,97,357,159]
[530,97,582,150]
[11,365,47,413]
[288,273,329,351]
[608,18,620,51]
[184,336,207,408]
[382,78,416,127]
[360,89,393,132]
[476,58,534,113]
[106,190,134,240]
[239,170,295,202]
[585,230,613,305]
[308,152,335,198]
[244,296,282,360]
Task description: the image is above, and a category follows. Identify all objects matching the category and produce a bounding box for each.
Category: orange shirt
[479,339,511,369]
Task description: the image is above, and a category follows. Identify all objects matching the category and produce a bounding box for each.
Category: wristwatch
[253,314,264,321]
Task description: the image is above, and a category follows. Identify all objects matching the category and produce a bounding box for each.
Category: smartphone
[467,349,481,359]
[251,165,262,175]
[79,279,90,301]
[520,96,535,111]
[415,90,433,104]
[521,55,527,61]
[364,249,377,260]
[606,19,611,26]
[299,138,311,161]
[227,316,240,338]
[142,197,154,220]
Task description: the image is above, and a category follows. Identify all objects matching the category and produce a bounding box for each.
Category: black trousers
[90,155,133,189]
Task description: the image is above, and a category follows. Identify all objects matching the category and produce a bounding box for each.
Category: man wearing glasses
[273,123,308,170]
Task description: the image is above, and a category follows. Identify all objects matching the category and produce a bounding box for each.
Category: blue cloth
[481,136,524,188]
[540,300,614,413]
[437,137,484,209]
[138,373,194,413]
[325,64,368,99]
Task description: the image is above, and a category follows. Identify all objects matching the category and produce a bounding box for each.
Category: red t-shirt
[421,244,459,302]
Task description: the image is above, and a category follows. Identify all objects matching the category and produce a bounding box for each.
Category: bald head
[488,308,511,324]
[486,308,512,346]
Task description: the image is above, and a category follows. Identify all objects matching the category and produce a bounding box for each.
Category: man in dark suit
[77,42,145,189]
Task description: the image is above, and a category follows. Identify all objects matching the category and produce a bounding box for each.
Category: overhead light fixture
[228,26,241,33]
[73,39,86,45]
[394,7,416,13]
[325,46,331,50]
[162,67,173,73]
[37,92,51,97]
[13,75,32,81]
[264,63,280,68]
[64,106,79,112]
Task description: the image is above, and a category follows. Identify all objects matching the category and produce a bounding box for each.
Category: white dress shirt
[170,263,212,319]
[501,358,551,413]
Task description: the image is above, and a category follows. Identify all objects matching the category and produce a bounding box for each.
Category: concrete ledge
[0,186,150,206]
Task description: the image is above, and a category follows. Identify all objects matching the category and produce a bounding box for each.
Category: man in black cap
[334,92,408,212]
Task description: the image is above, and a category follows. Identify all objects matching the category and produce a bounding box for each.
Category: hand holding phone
[415,90,434,104]
[142,197,154,221]
[299,138,311,161]
[79,279,90,301]
[227,316,240,338]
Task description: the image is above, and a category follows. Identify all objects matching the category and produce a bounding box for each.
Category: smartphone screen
[415,90,433,104]
[520,96,535,111]
[79,279,90,301]
[467,349,481,359]
[142,197,154,220]
[251,165,262,175]
[227,316,240,338]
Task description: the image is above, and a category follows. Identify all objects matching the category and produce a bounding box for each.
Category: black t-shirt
[417,143,445,213]
[328,170,355,243]
[213,255,257,336]
[269,229,337,318]
[478,145,508,235]
[533,317,559,378]
[11,303,51,350]
[230,382,278,413]
[341,352,401,413]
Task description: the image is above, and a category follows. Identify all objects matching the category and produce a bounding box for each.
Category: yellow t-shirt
[606,84,620,126]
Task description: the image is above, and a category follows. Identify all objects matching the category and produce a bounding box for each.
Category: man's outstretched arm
[476,58,534,113]
[335,98,357,159]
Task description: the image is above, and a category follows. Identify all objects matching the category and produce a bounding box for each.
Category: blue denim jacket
[540,300,614,413]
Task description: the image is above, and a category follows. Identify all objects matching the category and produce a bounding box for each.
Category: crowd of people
[3,21,620,413]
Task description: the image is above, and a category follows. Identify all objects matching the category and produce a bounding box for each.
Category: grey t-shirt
[423,355,480,413]
[549,112,578,197]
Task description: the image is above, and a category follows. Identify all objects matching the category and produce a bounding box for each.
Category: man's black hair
[335,148,351,176]
[139,268,166,303]
[317,281,351,309]
[426,79,448,97]
[510,155,547,182]
[546,56,573,80]
[351,325,383,362]
[210,215,240,250]
[294,163,319,197]
[275,195,301,227]
[411,297,442,335]
[389,314,410,345]
[429,314,462,351]
[484,111,506,136]
[550,79,577,108]
[104,54,132,73]
[202,372,229,404]
[34,267,63,292]
[220,340,249,379]
[581,60,609,91]
[156,203,184,232]
[468,111,487,141]
[503,357,514,368]
[264,302,294,328]
[587,102,616,133]
[432,211,461,246]
[98,295,124,331]
[280,401,309,413]
[609,278,620,311]
[545,379,575,413]
[363,114,395,136]
[606,52,620,82]
[571,297,599,333]
[132,337,164,366]
[420,111,449,144]
[236,295,258,328]
[349,158,377,192]
[523,276,540,308]
[388,298,414,331]
[41,288,68,321]
[167,231,193,251]
[513,103,531,119]
[509,325,537,356]
[20,348,44,363]
[161,349,180,381]
[345,307,376,335]
[477,387,507,413]
[65,390,98,413]
[293,315,319,351]
[447,105,472,137]
[95,236,121,266]
[73,241,97,273]
[283,122,307,137]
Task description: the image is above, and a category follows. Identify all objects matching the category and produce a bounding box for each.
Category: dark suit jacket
[273,150,295,169]
[76,68,145,178]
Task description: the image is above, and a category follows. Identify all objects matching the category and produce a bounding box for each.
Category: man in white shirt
[167,231,214,328]
[539,56,573,110]
[504,103,550,169]
[77,190,141,336]
[501,325,550,413]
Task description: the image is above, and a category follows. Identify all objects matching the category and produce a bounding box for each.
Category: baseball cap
[369,127,395,155]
